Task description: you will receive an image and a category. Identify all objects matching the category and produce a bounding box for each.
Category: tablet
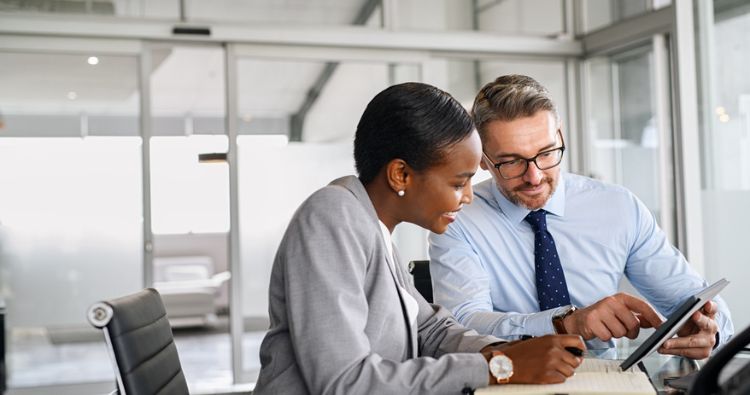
[619,278,729,371]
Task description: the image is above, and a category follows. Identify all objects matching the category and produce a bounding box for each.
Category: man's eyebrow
[495,141,558,159]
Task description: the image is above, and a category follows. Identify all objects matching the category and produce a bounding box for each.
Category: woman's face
[407,131,482,234]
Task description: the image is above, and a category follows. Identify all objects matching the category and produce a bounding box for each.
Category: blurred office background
[0,0,748,393]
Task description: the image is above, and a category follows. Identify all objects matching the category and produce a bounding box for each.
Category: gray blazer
[254,176,503,395]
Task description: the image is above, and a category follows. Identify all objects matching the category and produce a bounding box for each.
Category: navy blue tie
[525,210,571,311]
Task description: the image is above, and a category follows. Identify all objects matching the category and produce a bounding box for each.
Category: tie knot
[525,210,547,232]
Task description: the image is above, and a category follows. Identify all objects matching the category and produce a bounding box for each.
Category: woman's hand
[482,335,586,385]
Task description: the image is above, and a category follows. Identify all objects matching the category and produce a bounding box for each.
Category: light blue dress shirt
[429,172,733,349]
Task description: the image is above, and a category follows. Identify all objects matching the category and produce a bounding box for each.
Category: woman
[254,83,584,394]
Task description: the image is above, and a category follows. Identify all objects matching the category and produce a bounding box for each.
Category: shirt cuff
[525,306,572,336]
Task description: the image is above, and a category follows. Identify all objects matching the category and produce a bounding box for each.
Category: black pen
[565,347,584,357]
[522,336,583,357]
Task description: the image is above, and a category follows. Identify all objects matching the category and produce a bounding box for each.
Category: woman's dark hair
[354,82,474,185]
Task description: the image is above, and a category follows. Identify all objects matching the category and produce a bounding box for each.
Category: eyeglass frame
[482,130,566,180]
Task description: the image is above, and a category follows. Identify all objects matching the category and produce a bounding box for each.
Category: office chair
[88,288,189,395]
[1,297,6,394]
[408,260,433,303]
[689,323,750,395]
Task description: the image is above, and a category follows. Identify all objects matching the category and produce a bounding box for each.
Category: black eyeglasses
[484,131,565,180]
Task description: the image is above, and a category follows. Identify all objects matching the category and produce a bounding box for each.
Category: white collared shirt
[379,220,419,327]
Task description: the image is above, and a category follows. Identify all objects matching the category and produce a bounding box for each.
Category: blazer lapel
[329,175,418,359]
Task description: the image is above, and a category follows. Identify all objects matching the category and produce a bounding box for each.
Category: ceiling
[0,0,381,141]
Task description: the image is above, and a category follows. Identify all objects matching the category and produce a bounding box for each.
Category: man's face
[480,111,562,210]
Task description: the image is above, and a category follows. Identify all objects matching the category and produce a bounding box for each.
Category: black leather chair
[689,323,750,395]
[88,288,189,395]
[408,260,433,303]
[1,297,6,394]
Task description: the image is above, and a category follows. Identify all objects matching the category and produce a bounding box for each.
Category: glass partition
[697,1,750,331]
[583,45,671,228]
[0,50,142,388]
[147,44,233,393]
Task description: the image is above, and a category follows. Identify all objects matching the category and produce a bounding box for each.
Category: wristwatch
[552,305,577,334]
[488,351,514,384]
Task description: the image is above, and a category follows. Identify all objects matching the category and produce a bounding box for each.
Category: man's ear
[479,158,489,171]
[386,158,409,194]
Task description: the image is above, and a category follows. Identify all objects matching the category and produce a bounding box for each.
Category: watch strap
[552,306,576,334]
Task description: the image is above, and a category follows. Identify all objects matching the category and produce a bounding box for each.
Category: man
[429,74,733,358]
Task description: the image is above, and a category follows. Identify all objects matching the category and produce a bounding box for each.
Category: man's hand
[563,293,663,341]
[658,300,718,359]
[482,335,585,385]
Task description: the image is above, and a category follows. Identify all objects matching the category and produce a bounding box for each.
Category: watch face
[489,354,513,380]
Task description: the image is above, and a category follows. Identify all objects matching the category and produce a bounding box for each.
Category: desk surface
[608,341,750,394]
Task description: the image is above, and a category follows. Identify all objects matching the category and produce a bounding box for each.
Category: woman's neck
[364,177,401,233]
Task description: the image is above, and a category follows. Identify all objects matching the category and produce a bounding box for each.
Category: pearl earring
[397,190,405,197]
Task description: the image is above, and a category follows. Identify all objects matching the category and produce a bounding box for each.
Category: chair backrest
[689,323,750,395]
[88,288,189,395]
[1,297,6,394]
[408,260,433,303]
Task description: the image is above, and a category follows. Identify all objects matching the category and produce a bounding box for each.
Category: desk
[606,343,750,394]
[477,343,749,394]
[640,352,700,394]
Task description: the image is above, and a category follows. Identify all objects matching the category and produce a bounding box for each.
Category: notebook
[476,358,655,394]
[619,278,729,370]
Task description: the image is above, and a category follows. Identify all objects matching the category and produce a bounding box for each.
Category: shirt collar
[489,172,567,225]
[378,220,394,258]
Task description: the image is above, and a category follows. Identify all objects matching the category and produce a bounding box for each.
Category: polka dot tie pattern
[524,209,571,311]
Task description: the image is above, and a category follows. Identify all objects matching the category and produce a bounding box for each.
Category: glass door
[144,43,233,392]
[696,0,750,331]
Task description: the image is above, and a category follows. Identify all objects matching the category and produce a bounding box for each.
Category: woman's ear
[386,158,409,195]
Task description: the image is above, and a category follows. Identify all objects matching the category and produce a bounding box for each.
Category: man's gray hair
[472,74,559,143]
